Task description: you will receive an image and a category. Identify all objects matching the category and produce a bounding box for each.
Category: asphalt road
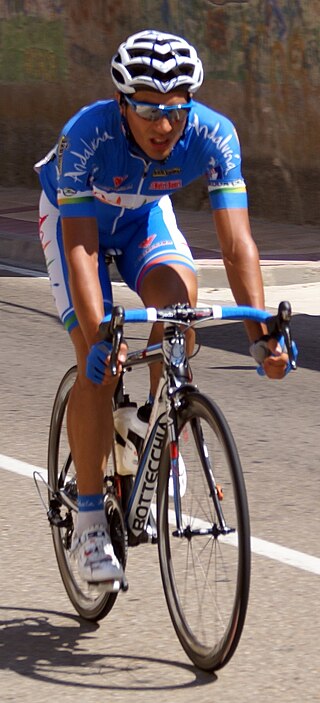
[1,269,319,703]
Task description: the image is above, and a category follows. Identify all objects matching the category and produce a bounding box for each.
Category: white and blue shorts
[39,192,196,333]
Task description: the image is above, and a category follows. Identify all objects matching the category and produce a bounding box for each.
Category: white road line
[1,453,320,576]
[250,536,320,575]
[0,453,47,480]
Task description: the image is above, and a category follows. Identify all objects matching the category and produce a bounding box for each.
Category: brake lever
[267,301,297,371]
[99,305,125,377]
[109,326,122,376]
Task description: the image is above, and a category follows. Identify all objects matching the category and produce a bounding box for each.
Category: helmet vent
[110,29,203,95]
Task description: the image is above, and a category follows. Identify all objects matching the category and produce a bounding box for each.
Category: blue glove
[86,340,113,384]
[250,334,298,377]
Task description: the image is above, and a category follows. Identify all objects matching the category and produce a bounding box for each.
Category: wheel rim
[158,396,250,669]
[48,368,124,619]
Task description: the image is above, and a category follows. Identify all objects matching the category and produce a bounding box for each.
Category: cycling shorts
[39,191,196,333]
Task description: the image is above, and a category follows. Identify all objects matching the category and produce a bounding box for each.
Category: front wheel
[48,366,127,621]
[157,391,251,672]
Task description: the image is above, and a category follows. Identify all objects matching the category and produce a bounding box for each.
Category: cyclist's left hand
[250,335,298,379]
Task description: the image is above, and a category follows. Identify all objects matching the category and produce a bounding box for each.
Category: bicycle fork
[169,400,236,541]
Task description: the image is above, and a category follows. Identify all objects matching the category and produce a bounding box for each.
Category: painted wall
[0,0,319,223]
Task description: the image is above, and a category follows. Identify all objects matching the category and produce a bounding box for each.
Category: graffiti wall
[0,0,319,222]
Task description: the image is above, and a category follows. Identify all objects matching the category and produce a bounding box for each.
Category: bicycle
[41,299,296,672]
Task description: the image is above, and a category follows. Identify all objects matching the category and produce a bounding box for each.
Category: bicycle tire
[157,390,251,672]
[48,366,127,621]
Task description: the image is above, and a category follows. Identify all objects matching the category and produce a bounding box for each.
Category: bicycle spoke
[157,392,250,671]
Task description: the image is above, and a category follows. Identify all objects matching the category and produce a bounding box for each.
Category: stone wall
[0,0,319,223]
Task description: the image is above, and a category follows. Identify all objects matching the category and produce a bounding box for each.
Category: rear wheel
[157,391,250,671]
[48,366,127,621]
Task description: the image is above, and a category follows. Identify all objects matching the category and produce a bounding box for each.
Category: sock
[76,493,107,535]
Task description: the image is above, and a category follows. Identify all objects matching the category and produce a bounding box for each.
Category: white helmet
[111,29,203,95]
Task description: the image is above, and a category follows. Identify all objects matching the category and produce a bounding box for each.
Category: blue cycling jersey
[35,99,247,240]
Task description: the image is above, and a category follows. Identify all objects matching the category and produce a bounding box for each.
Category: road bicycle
[41,300,296,672]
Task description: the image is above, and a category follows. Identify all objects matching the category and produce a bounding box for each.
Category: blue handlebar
[220,306,271,323]
[101,304,272,326]
[100,302,297,377]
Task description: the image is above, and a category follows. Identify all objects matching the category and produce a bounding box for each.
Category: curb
[195,259,320,288]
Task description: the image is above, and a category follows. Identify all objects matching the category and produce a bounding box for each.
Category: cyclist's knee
[140,263,197,307]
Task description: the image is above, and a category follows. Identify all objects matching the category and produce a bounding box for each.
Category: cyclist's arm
[213,207,288,378]
[61,216,104,348]
[213,207,265,342]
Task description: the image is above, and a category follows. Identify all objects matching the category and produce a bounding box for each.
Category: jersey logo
[149,180,182,190]
[138,235,157,249]
[113,175,127,188]
[152,167,181,177]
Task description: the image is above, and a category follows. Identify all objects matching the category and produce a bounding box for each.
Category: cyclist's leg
[39,190,115,496]
[39,192,123,582]
[67,326,116,497]
[139,264,197,396]
[116,196,197,396]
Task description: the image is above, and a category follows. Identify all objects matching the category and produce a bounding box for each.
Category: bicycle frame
[44,300,296,536]
[104,299,297,541]
[114,323,194,538]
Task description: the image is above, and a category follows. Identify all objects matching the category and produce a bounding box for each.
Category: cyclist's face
[122,89,190,160]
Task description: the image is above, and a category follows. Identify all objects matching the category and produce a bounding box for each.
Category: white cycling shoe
[71,524,124,585]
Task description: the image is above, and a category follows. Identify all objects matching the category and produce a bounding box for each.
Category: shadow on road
[0,606,216,691]
[197,313,320,373]
[2,294,317,372]
[0,298,61,323]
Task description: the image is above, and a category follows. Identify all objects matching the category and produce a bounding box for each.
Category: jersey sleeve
[192,108,248,210]
[55,104,112,218]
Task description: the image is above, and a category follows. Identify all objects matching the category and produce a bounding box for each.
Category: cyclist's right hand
[86,340,127,385]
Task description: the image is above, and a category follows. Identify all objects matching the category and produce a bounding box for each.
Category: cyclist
[35,29,290,586]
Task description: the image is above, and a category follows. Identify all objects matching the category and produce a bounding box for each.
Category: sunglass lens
[128,98,191,123]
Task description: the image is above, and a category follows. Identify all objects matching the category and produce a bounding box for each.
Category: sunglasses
[123,96,194,123]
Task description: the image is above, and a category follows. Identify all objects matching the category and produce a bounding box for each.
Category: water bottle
[113,403,148,476]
